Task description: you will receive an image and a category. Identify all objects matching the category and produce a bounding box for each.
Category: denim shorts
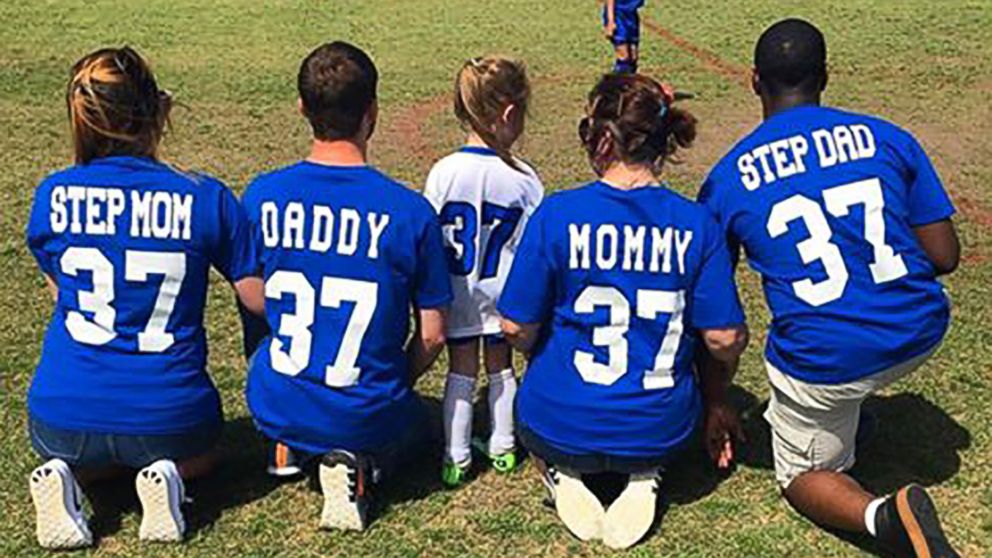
[29,416,222,469]
[517,422,674,475]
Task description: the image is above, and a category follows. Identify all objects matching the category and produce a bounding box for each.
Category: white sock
[864,497,885,537]
[487,368,517,455]
[443,373,476,465]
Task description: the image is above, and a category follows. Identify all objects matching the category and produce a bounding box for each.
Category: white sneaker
[29,459,93,549]
[544,466,605,541]
[135,459,186,542]
[603,471,661,549]
[318,450,370,531]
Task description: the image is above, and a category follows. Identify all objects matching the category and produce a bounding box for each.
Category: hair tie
[658,103,669,120]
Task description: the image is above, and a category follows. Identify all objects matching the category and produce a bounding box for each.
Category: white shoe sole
[553,471,605,541]
[29,463,92,549]
[136,467,185,542]
[603,476,658,549]
[318,461,366,531]
[267,465,303,478]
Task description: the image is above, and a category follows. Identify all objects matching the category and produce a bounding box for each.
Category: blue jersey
[498,182,744,458]
[242,163,452,455]
[26,156,256,434]
[700,106,954,384]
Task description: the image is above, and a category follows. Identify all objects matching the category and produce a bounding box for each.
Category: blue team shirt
[242,162,452,455]
[700,106,954,384]
[498,182,744,458]
[26,156,256,434]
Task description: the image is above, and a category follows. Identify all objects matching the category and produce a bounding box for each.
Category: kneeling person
[26,47,261,549]
[699,19,961,557]
[242,42,452,531]
[499,73,747,549]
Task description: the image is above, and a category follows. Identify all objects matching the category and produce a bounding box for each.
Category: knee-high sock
[443,373,476,465]
[487,368,517,455]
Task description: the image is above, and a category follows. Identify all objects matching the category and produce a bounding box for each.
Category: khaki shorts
[764,344,940,489]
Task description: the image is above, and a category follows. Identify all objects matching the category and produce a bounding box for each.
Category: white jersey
[424,146,544,338]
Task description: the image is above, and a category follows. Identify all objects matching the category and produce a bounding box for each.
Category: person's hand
[704,401,744,469]
[604,21,617,39]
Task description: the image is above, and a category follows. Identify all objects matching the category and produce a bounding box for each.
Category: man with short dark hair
[241,41,452,531]
[699,19,961,557]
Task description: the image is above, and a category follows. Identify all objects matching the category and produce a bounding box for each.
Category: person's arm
[604,0,617,38]
[899,131,959,275]
[235,276,265,316]
[237,295,270,361]
[43,274,58,301]
[234,276,267,360]
[407,200,454,382]
[688,209,749,469]
[697,325,749,469]
[501,318,541,354]
[496,201,554,358]
[914,219,959,276]
[408,306,447,383]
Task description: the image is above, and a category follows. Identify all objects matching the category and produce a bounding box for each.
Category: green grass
[1,1,990,556]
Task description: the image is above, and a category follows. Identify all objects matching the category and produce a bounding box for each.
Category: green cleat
[441,460,470,488]
[490,451,518,474]
[471,438,518,474]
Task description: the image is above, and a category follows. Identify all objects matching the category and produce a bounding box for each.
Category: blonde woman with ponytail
[423,56,543,487]
[25,47,262,549]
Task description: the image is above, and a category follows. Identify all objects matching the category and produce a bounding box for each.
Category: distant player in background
[603,0,644,73]
[424,56,543,487]
[242,42,451,532]
[25,47,263,549]
[699,19,961,557]
[500,73,748,548]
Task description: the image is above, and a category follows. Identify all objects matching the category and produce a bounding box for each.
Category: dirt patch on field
[378,16,991,265]
[641,16,750,85]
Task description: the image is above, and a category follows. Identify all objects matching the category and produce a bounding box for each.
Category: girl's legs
[613,44,637,73]
[483,339,517,462]
[442,339,480,484]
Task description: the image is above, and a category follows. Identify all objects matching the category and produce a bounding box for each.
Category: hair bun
[580,73,696,170]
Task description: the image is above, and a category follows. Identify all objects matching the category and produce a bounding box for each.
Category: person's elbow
[931,247,960,276]
[702,324,749,362]
[914,219,960,276]
[234,276,266,316]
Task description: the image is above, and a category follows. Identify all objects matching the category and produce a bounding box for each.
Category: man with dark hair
[241,41,452,532]
[699,18,961,557]
[297,41,378,141]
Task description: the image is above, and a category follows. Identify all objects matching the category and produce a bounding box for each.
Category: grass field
[1,1,990,556]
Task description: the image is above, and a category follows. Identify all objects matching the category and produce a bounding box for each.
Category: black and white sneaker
[875,484,960,558]
[29,458,93,549]
[318,450,371,531]
[603,470,662,549]
[135,459,187,542]
[542,465,605,541]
